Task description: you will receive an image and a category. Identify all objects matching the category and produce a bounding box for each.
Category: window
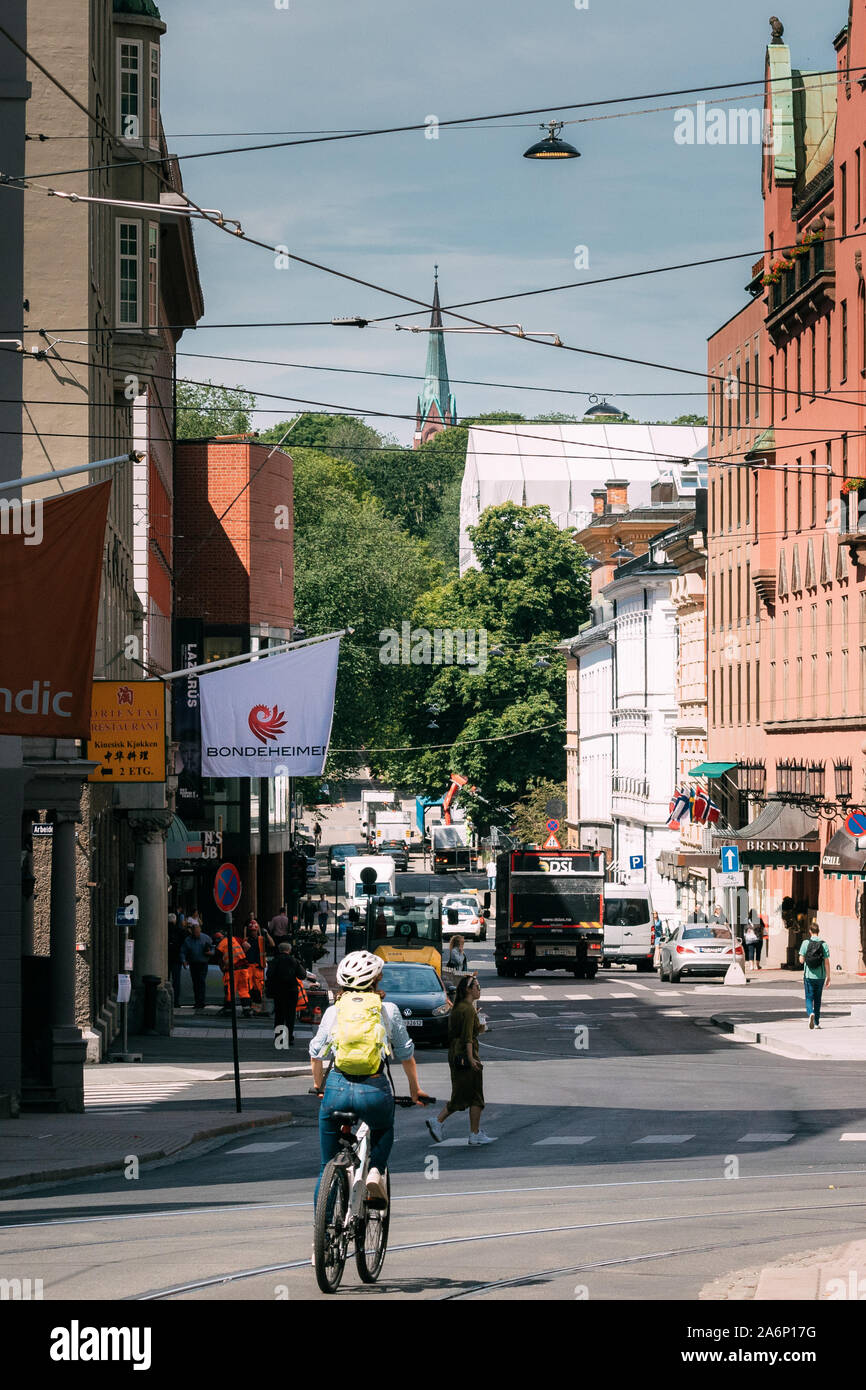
[727,359,733,433]
[770,354,775,425]
[744,357,750,424]
[753,346,760,416]
[796,463,802,532]
[745,661,751,722]
[843,434,849,481]
[728,665,733,726]
[712,668,717,724]
[826,317,832,391]
[796,336,802,408]
[727,469,733,533]
[782,345,788,417]
[148,223,159,331]
[842,300,848,381]
[860,287,866,377]
[149,45,160,147]
[783,468,788,535]
[745,559,750,620]
[810,325,816,399]
[810,451,817,527]
[857,148,862,225]
[755,659,760,720]
[737,664,742,724]
[117,220,140,327]
[841,163,848,237]
[118,40,142,142]
[736,365,741,429]
[842,647,849,704]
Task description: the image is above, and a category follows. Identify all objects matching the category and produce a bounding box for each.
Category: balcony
[839,487,866,564]
[764,239,834,345]
[612,771,650,800]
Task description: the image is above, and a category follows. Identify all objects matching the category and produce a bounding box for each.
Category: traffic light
[287,849,308,897]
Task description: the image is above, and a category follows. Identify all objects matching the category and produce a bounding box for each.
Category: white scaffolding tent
[459,423,708,572]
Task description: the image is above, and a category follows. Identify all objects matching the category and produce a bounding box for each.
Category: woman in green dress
[425,976,496,1146]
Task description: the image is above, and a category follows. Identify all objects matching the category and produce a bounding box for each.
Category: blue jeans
[316,1072,395,1204]
[804,975,825,1024]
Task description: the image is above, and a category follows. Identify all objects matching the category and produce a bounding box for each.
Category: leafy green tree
[260,413,386,467]
[176,380,255,439]
[358,426,467,538]
[379,502,589,807]
[289,451,440,777]
[509,779,569,844]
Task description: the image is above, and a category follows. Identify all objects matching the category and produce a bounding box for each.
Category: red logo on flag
[248,704,287,743]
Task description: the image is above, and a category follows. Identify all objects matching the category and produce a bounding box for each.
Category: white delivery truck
[359,789,395,835]
[344,855,397,903]
[602,883,656,971]
[372,808,412,870]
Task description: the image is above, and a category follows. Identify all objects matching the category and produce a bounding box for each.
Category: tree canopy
[176,380,255,439]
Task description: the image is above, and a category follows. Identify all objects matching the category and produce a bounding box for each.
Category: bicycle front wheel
[313,1161,351,1294]
[355,1169,391,1283]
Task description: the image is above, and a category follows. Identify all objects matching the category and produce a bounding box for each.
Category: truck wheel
[584,965,598,979]
[495,962,506,977]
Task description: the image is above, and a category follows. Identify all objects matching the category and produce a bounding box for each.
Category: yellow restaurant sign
[88,681,166,783]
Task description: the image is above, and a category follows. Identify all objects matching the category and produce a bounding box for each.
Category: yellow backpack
[332,991,388,1074]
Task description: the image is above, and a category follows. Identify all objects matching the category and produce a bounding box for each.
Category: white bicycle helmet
[336,949,384,989]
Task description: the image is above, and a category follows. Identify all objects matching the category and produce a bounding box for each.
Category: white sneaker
[468,1130,497,1145]
[809,1012,815,1029]
[365,1167,388,1205]
[426,1116,444,1143]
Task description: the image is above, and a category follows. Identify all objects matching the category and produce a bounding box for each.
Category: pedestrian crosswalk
[530,1130,857,1147]
[84,1079,193,1114]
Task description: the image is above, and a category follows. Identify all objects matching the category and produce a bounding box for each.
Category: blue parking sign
[629,854,644,871]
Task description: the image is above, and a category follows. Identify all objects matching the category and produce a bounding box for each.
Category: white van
[344,855,397,903]
[602,884,656,971]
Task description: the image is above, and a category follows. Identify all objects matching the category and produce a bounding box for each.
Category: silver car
[657,922,744,983]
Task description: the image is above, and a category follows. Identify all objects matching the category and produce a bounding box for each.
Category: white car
[441,893,487,941]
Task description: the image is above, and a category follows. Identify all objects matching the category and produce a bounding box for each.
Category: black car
[379,962,450,1046]
[328,843,364,879]
[375,838,409,872]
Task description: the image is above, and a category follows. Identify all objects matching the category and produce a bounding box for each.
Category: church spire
[414,267,456,447]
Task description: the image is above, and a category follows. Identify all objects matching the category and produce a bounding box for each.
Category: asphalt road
[3,939,866,1301]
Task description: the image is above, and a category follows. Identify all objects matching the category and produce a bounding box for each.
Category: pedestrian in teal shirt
[799,924,830,1029]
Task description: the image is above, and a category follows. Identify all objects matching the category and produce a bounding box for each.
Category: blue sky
[159,0,840,444]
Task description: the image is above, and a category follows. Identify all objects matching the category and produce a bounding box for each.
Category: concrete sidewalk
[711,1004,866,1060]
[703,1240,866,1300]
[0,1106,296,1192]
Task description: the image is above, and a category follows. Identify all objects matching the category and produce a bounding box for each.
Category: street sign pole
[225,910,241,1114]
[213,862,243,1113]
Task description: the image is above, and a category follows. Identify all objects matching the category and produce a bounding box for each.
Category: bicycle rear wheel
[355,1169,391,1283]
[313,1161,351,1293]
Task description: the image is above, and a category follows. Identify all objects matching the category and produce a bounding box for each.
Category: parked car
[328,843,365,879]
[379,961,450,1046]
[441,892,487,941]
[657,922,744,983]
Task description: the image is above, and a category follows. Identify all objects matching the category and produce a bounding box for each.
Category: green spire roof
[417,270,456,429]
[114,0,162,18]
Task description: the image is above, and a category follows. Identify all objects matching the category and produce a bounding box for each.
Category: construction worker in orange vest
[244,917,273,1017]
[216,928,251,1017]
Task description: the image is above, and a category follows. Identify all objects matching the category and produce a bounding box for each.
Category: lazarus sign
[199,638,341,778]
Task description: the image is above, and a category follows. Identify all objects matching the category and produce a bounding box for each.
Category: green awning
[687,762,737,779]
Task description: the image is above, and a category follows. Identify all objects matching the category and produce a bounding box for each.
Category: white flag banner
[199,637,341,778]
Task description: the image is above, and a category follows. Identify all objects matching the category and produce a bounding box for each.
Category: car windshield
[370,899,440,942]
[682,926,730,941]
[445,897,477,912]
[381,965,442,994]
[604,898,651,926]
[333,844,360,857]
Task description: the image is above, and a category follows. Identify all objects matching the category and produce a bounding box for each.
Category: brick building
[173,437,294,928]
[705,13,866,972]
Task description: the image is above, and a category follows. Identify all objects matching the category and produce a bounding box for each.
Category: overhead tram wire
[10,58,866,181]
[6,344,866,475]
[6,225,866,337]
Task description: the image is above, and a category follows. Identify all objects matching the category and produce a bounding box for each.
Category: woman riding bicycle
[309,950,432,1205]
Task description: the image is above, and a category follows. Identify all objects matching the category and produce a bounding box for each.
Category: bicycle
[311,1090,435,1294]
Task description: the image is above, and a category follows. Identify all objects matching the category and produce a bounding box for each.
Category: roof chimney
[605,478,628,514]
[591,488,607,517]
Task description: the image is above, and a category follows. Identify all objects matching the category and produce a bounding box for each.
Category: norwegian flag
[705,798,721,826]
[693,786,709,823]
[667,790,690,827]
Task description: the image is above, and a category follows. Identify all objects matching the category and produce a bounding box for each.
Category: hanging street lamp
[523,120,580,160]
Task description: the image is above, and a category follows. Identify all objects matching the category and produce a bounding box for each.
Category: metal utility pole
[0,3,30,1110]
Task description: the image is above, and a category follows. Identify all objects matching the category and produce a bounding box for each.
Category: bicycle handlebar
[307,1087,435,1105]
